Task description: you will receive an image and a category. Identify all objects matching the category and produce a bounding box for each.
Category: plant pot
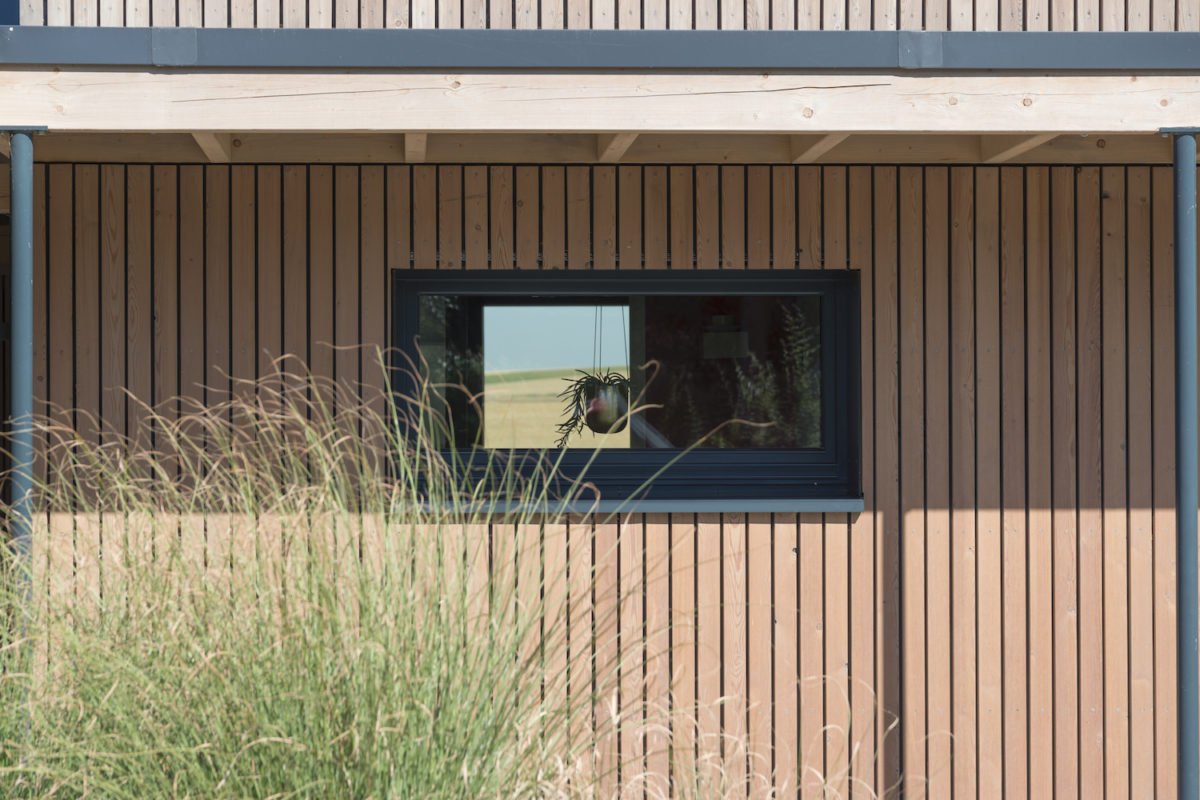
[584,384,628,435]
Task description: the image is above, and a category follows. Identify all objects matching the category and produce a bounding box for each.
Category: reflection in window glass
[417,294,821,450]
[483,305,630,449]
[638,295,822,449]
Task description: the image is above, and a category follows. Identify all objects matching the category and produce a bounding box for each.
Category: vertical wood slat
[872,166,902,797]
[821,166,853,800]
[31,163,1184,798]
[847,165,877,800]
[1126,165,1156,798]
[923,165,952,798]
[974,166,1003,800]
[1152,165,1179,800]
[999,165,1028,800]
[1051,164,1081,800]
[744,513,771,796]
[32,166,48,487]
[334,165,360,398]
[1101,165,1131,800]
[722,513,748,799]
[773,515,799,796]
[897,164,926,798]
[1025,165,1055,800]
[29,0,1186,27]
[1077,166,1106,800]
[309,166,333,403]
[204,166,230,418]
[949,165,978,800]
[230,166,255,402]
[695,513,723,787]
[644,514,671,797]
[100,165,126,445]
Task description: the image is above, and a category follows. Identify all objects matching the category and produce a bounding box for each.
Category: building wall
[20,0,1200,31]
[27,162,1181,797]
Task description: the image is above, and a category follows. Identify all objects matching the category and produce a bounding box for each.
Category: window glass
[483,304,630,449]
[418,294,822,451]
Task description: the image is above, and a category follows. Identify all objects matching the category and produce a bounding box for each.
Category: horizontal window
[393,271,860,507]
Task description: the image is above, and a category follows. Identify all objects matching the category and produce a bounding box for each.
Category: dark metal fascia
[2,27,1200,71]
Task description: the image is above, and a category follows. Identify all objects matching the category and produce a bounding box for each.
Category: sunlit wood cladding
[27,162,1185,797]
[8,70,1200,135]
[19,0,1200,30]
[27,131,1176,165]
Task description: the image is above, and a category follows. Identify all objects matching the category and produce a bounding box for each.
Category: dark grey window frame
[391,269,862,512]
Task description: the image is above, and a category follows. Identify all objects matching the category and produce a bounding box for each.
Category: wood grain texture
[32,163,1185,797]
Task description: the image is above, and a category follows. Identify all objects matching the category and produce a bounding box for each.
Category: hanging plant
[555,370,631,448]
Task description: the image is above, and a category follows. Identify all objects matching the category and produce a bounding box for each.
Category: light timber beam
[596,133,638,162]
[980,133,1058,163]
[791,133,850,163]
[9,71,1200,135]
[192,132,233,162]
[405,133,428,163]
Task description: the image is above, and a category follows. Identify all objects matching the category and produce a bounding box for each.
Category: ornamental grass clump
[0,353,890,798]
[0,357,624,798]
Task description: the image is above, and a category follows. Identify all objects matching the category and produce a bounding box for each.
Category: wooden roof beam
[192,132,233,162]
[980,133,1058,163]
[13,72,1200,135]
[597,133,638,162]
[791,133,850,164]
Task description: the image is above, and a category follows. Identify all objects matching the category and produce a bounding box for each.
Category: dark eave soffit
[1,27,1200,71]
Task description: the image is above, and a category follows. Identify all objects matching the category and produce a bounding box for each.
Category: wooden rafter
[405,133,428,163]
[192,132,233,162]
[791,133,850,164]
[980,133,1058,163]
[596,133,638,162]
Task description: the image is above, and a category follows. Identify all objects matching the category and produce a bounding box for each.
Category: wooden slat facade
[23,162,1185,796]
[20,0,1200,29]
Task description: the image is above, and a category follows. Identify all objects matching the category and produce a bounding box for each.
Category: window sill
[470,497,866,515]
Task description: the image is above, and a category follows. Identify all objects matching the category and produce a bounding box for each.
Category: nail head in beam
[596,132,638,163]
[192,132,233,162]
[979,132,1058,163]
[405,132,428,163]
[790,133,850,164]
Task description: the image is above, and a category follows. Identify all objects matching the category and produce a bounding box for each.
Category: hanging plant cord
[556,304,632,449]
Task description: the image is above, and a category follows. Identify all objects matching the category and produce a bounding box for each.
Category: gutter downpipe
[1166,127,1200,800]
[7,130,35,560]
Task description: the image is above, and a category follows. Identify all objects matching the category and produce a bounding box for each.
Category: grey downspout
[1167,127,1200,800]
[8,130,34,559]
